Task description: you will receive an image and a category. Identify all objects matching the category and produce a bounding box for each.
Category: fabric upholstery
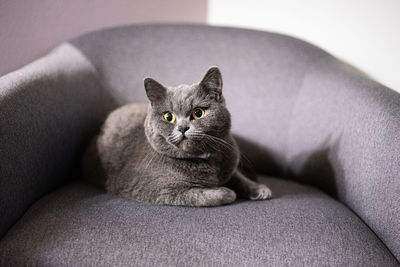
[0,44,109,237]
[286,57,400,260]
[70,24,329,173]
[1,24,399,263]
[69,24,400,259]
[0,176,397,266]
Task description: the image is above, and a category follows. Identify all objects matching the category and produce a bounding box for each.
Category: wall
[0,0,207,77]
[208,0,400,92]
[2,0,399,92]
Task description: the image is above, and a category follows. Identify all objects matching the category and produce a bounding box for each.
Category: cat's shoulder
[109,102,148,118]
[101,102,149,136]
[105,102,148,123]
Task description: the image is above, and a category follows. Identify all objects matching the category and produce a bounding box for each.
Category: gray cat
[83,67,272,206]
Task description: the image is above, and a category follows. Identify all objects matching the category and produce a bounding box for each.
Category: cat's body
[83,67,271,206]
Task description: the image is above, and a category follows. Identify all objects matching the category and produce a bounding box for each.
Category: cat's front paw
[249,184,272,200]
[204,187,237,206]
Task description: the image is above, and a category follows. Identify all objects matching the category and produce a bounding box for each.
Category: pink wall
[0,0,207,77]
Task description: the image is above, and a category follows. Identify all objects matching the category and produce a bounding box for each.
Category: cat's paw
[202,187,236,206]
[249,184,272,200]
[197,187,236,206]
[219,187,237,204]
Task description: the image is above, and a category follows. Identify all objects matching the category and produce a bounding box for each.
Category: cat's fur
[82,67,272,206]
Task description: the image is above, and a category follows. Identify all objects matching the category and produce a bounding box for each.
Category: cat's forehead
[165,84,201,112]
[167,84,197,96]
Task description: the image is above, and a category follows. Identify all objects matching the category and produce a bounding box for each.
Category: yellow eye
[192,108,205,120]
[163,112,176,123]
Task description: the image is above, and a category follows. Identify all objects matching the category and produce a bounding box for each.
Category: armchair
[0,24,399,266]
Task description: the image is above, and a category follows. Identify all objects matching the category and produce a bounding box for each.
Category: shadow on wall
[287,136,343,199]
[233,134,285,178]
[234,134,344,199]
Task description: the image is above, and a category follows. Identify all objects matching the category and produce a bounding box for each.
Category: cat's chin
[178,139,205,156]
[178,139,195,153]
[180,139,191,151]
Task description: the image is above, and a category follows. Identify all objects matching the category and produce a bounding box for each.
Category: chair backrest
[70,24,329,175]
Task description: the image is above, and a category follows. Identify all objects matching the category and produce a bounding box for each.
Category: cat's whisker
[138,152,152,169]
[167,134,183,145]
[206,134,253,166]
[188,132,254,167]
[145,153,157,170]
[192,133,233,151]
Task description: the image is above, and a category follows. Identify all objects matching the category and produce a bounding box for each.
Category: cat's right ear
[199,67,223,102]
[144,78,166,105]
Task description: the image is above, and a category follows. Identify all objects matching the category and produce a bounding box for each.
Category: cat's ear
[199,67,223,101]
[144,78,166,105]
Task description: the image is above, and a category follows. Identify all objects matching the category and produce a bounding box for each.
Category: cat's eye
[192,108,205,120]
[163,112,176,123]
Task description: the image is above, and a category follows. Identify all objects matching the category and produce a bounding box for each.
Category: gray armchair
[0,24,399,266]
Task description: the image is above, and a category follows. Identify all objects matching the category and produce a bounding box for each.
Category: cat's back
[83,102,149,186]
[99,102,149,159]
[102,102,148,141]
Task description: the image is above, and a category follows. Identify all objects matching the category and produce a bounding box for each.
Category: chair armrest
[286,55,400,260]
[0,43,109,238]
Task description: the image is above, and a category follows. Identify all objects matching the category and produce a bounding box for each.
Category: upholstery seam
[283,55,325,175]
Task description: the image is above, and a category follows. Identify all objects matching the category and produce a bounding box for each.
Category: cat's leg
[155,186,237,207]
[226,171,272,200]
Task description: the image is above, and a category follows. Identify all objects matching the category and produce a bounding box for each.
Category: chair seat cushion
[0,176,397,266]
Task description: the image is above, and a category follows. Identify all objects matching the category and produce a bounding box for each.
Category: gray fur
[82,67,272,206]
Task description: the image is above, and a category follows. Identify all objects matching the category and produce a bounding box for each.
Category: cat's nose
[178,126,189,134]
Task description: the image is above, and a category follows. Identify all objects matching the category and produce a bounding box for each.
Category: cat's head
[144,67,231,158]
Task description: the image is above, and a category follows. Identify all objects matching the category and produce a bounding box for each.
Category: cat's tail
[237,153,258,182]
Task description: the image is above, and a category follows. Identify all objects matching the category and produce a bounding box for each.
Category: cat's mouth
[180,137,207,155]
[176,136,191,150]
[167,134,199,153]
[167,133,186,147]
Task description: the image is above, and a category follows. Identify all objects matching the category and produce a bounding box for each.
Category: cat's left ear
[199,67,223,101]
[144,77,166,105]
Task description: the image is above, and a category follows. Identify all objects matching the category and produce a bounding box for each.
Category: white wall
[208,0,400,92]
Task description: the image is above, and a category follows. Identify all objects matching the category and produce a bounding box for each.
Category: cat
[82,67,272,206]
